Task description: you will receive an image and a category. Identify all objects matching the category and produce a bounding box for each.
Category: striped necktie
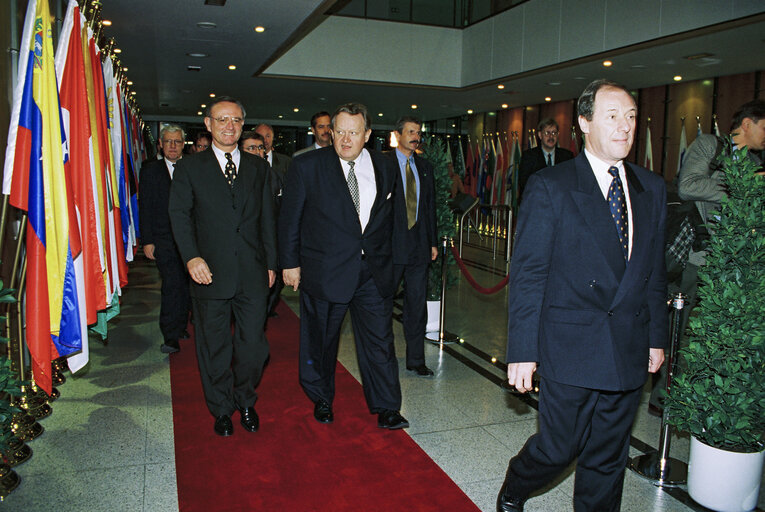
[347,160,360,214]
[405,158,417,229]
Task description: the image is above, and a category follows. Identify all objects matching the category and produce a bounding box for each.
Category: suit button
[608,311,614,316]
[589,280,596,288]
[236,228,240,233]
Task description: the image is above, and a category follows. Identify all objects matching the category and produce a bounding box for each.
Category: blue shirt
[395,148,420,220]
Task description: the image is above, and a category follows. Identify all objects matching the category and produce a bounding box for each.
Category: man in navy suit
[138,124,190,354]
[517,118,574,199]
[388,116,438,377]
[496,80,667,512]
[279,103,408,430]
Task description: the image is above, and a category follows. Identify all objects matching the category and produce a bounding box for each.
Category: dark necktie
[224,152,237,187]
[405,158,417,229]
[347,160,360,214]
[607,166,629,259]
[546,153,552,167]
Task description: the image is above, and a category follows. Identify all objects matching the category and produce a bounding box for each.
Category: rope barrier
[449,245,509,294]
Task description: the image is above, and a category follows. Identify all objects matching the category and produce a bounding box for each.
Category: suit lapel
[327,150,362,232]
[570,154,626,281]
[369,150,387,221]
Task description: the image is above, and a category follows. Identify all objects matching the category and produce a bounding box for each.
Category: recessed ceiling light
[545,97,552,102]
[201,104,206,108]
[293,108,299,112]
[411,104,418,109]
[501,104,508,109]
[197,22,217,29]
[254,26,265,33]
[197,111,203,115]
[497,84,505,89]
[602,60,613,67]
[278,115,283,119]
[113,48,122,54]
[126,80,133,85]
[122,66,128,71]
[377,113,383,117]
[488,112,496,117]
[209,93,215,97]
[102,20,112,26]
[228,65,236,70]
[130,91,136,95]
[187,52,208,58]
[673,75,682,81]
[467,109,473,114]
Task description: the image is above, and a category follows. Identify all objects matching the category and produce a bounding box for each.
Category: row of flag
[2,0,146,393]
[644,115,721,174]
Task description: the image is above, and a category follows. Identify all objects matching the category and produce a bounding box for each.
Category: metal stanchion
[425,236,459,345]
[629,292,688,487]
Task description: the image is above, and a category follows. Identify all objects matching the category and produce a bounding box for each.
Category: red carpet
[170,300,479,511]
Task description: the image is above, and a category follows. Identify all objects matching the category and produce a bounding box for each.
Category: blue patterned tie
[607,166,629,259]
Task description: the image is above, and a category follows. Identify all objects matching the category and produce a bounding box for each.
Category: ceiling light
[197,111,203,115]
[113,48,122,54]
[488,112,496,117]
[293,108,299,112]
[547,82,561,86]
[501,104,508,109]
[102,20,112,26]
[377,113,383,117]
[122,67,128,71]
[574,76,587,80]
[467,109,473,114]
[497,84,505,90]
[228,65,236,70]
[673,75,682,81]
[187,52,208,58]
[451,124,456,128]
[197,22,217,30]
[411,104,418,109]
[278,115,283,119]
[602,60,612,67]
[209,93,215,97]
[126,80,133,85]
[254,26,265,33]
[545,97,552,102]
[200,104,206,108]
[130,91,136,95]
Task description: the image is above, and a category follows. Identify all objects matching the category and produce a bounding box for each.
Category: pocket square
[386,192,392,200]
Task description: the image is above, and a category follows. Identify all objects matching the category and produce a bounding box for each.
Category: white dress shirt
[584,149,634,258]
[164,157,178,179]
[211,145,241,175]
[340,148,376,232]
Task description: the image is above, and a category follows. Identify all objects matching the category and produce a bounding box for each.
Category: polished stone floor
[4,239,764,511]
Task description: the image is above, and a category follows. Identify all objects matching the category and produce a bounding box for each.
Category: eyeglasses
[542,130,558,137]
[211,116,244,125]
[162,139,184,146]
[244,144,265,151]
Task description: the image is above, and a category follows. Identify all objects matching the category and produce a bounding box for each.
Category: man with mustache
[388,116,438,377]
[294,111,332,157]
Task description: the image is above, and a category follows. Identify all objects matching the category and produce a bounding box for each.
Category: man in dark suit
[517,118,574,199]
[388,116,438,377]
[169,96,277,437]
[279,102,408,430]
[496,80,667,511]
[293,111,332,157]
[138,124,190,354]
[255,123,291,185]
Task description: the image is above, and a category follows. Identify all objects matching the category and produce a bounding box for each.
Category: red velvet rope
[449,245,509,294]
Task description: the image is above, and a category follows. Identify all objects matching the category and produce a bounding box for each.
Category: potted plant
[421,137,457,334]
[664,139,765,512]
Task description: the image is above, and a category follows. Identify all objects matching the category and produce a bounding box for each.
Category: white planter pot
[425,300,440,336]
[688,436,765,512]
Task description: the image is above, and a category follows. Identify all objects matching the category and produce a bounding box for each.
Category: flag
[6,0,82,393]
[644,124,654,172]
[677,121,688,174]
[511,134,522,211]
[569,125,579,155]
[696,117,703,137]
[464,137,474,196]
[494,136,504,205]
[456,136,465,179]
[55,0,95,373]
[713,116,721,137]
[527,129,537,149]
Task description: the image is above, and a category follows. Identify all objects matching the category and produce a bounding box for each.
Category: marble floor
[4,238,764,511]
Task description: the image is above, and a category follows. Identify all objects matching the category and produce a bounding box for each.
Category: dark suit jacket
[518,146,574,198]
[169,149,278,300]
[270,151,291,183]
[279,146,398,303]
[138,159,175,249]
[506,153,668,391]
[387,151,438,265]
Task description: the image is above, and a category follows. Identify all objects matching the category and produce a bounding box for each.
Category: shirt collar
[584,149,624,178]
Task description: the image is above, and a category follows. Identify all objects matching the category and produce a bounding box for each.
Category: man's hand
[268,270,276,288]
[507,362,537,393]
[283,267,301,291]
[187,257,212,285]
[431,247,438,261]
[648,348,665,373]
[143,244,156,260]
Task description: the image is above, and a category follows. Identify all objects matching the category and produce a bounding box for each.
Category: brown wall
[467,70,763,182]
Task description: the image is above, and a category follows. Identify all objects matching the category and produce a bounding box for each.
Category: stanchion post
[426,236,459,345]
[629,292,688,487]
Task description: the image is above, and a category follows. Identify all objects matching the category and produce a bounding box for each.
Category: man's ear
[578,115,590,135]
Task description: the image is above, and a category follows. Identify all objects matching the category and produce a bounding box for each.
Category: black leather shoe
[180,329,190,339]
[239,407,259,432]
[313,399,333,423]
[160,339,180,354]
[214,415,233,437]
[377,410,409,430]
[496,482,525,511]
[406,364,434,377]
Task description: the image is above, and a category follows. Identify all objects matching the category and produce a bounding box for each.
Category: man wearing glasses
[139,124,191,355]
[518,118,574,199]
[169,97,277,437]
